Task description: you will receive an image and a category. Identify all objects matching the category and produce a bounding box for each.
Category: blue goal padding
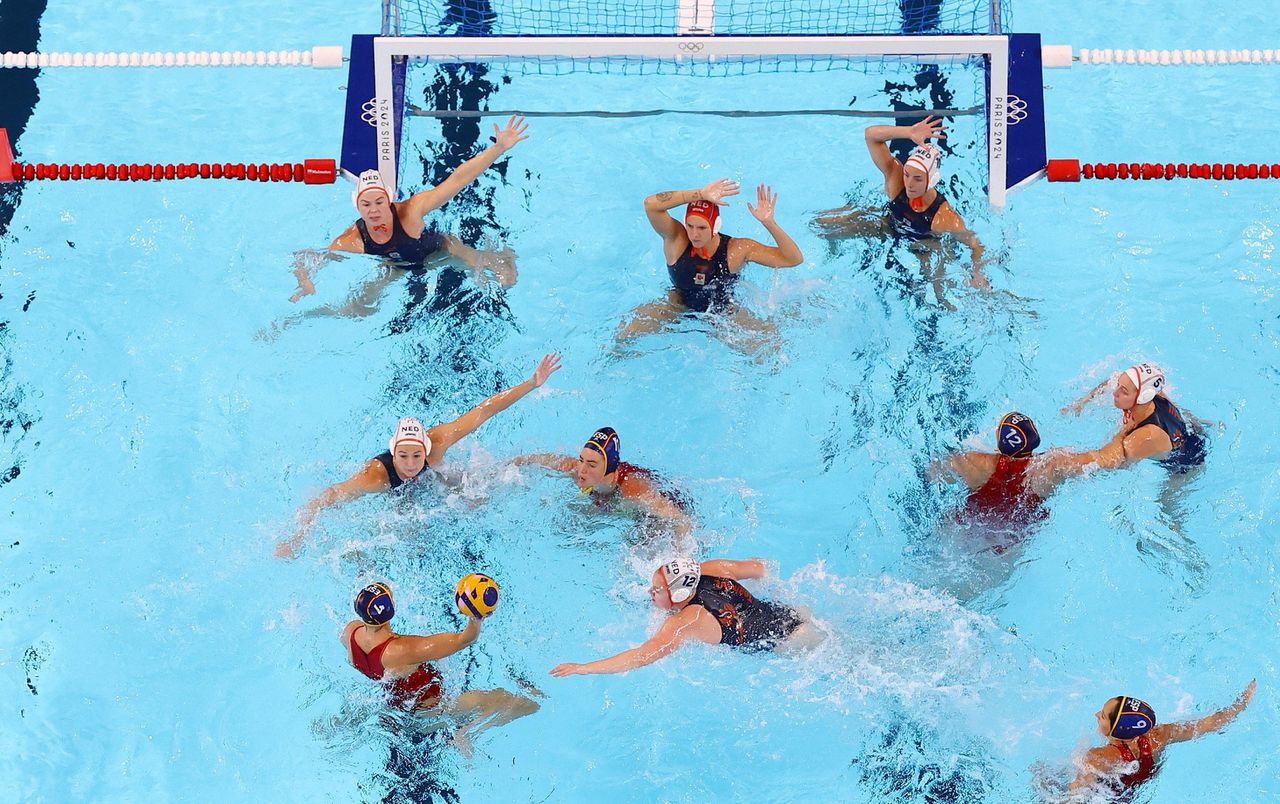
[340,34,407,193]
[1006,32,1047,190]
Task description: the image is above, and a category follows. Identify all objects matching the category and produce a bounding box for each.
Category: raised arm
[1062,374,1115,416]
[384,617,483,667]
[736,184,803,268]
[427,353,562,460]
[275,461,390,558]
[643,178,739,239]
[400,115,528,219]
[701,558,766,581]
[864,116,946,191]
[549,608,706,677]
[1159,680,1256,744]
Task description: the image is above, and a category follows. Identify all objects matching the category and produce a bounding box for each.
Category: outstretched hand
[549,662,582,677]
[1240,679,1257,705]
[493,114,530,151]
[289,276,316,303]
[530,352,562,387]
[909,115,947,146]
[700,178,740,206]
[747,184,779,224]
[965,267,991,292]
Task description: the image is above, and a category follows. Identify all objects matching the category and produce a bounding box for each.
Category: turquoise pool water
[2,1,1277,801]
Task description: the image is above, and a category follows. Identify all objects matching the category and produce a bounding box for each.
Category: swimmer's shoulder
[339,620,360,646]
[950,450,998,490]
[351,456,394,490]
[929,198,964,232]
[329,225,366,254]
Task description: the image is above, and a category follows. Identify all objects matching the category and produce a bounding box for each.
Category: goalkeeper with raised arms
[814,115,990,306]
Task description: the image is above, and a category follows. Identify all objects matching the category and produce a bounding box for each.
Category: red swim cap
[685,200,721,233]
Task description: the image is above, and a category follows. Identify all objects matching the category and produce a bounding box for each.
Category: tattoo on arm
[656,191,673,202]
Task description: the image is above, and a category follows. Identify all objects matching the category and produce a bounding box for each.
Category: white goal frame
[371,35,1009,206]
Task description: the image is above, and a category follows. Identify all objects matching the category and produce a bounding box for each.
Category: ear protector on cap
[389,417,432,455]
[685,200,722,235]
[904,143,943,190]
[997,412,1040,458]
[354,582,395,625]
[1124,363,1165,405]
[352,169,391,208]
[1109,696,1157,740]
[583,427,621,474]
[660,559,702,604]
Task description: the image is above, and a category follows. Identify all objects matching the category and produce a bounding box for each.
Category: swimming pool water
[3,0,1279,801]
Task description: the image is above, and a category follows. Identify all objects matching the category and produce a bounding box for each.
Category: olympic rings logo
[677,42,705,53]
[1007,95,1028,125]
[361,98,378,127]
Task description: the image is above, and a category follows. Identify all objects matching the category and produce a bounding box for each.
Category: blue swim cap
[1109,696,1156,740]
[354,583,395,625]
[997,412,1040,458]
[584,427,620,474]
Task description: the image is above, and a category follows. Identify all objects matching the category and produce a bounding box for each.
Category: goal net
[343,1,1044,207]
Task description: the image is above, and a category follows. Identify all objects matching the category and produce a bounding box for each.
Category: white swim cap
[1123,363,1165,405]
[388,417,431,454]
[904,143,942,190]
[352,169,390,209]
[660,558,701,604]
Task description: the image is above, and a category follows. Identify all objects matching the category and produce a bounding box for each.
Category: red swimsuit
[965,456,1046,516]
[349,634,444,709]
[957,456,1048,552]
[1114,735,1156,787]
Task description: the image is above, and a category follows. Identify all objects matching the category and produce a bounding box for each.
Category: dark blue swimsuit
[1132,397,1206,472]
[373,451,437,490]
[668,235,738,313]
[888,190,946,241]
[356,203,444,269]
[689,575,803,652]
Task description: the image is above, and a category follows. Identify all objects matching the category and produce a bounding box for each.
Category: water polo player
[276,352,561,557]
[1064,362,1208,473]
[931,412,1087,550]
[513,427,692,541]
[1067,680,1255,796]
[618,179,803,350]
[342,582,538,753]
[549,558,822,677]
[813,115,989,302]
[289,115,529,304]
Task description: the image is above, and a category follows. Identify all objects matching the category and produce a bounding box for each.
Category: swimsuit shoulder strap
[374,451,403,488]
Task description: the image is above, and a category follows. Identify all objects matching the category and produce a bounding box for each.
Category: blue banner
[1006,33,1047,191]
[339,34,406,193]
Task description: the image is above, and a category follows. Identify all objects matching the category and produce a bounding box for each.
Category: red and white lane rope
[0,46,343,68]
[1047,159,1280,182]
